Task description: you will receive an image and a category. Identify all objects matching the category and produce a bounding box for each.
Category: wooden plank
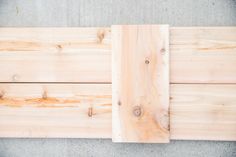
[0,26,235,141]
[170,27,236,83]
[112,25,170,143]
[0,84,235,140]
[0,27,236,83]
[170,84,236,141]
[0,84,111,138]
[0,28,111,83]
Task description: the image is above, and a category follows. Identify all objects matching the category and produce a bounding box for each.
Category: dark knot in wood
[145,59,150,64]
[88,107,93,117]
[133,106,142,117]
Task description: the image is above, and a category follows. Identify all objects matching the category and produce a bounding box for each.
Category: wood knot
[160,48,166,54]
[118,100,122,106]
[159,114,169,131]
[57,44,62,50]
[88,107,93,117]
[133,106,142,117]
[145,59,150,64]
[97,30,105,43]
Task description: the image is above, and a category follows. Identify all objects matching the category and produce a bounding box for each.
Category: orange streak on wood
[0,97,81,108]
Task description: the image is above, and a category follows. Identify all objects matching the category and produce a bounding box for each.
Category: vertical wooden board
[112,25,170,143]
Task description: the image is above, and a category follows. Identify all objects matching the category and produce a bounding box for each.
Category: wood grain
[170,27,236,83]
[0,84,111,138]
[0,28,111,83]
[0,84,235,140]
[0,27,235,141]
[0,27,235,83]
[170,84,236,141]
[112,25,169,143]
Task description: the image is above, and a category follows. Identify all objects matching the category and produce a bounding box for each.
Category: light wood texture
[170,27,236,83]
[112,25,169,143]
[0,84,111,138]
[0,27,236,83]
[0,27,236,141]
[0,84,235,140]
[170,84,236,141]
[0,28,111,83]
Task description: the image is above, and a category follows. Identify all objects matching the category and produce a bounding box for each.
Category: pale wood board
[170,84,236,141]
[0,28,111,83]
[0,84,111,138]
[0,84,236,140]
[0,27,236,83]
[170,27,236,83]
[112,25,169,143]
[0,27,236,141]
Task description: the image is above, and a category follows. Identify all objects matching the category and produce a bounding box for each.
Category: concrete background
[0,0,235,157]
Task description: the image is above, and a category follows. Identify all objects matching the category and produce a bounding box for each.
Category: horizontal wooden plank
[0,27,236,83]
[0,84,111,138]
[0,84,235,140]
[170,84,236,141]
[170,27,236,83]
[0,28,111,82]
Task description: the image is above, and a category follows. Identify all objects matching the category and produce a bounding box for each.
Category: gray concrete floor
[0,0,236,157]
